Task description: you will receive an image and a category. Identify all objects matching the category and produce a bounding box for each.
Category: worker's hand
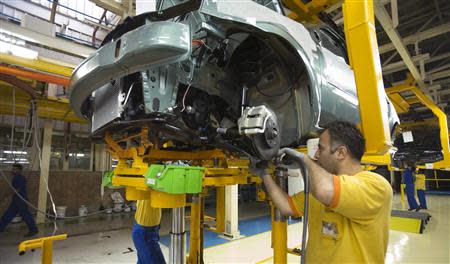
[277,148,305,161]
[249,158,269,178]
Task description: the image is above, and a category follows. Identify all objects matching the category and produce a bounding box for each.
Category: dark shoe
[415,208,421,212]
[24,230,38,238]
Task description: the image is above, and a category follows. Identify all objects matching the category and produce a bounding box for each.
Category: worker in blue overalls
[132,199,165,264]
[415,169,428,209]
[0,164,39,237]
[403,165,420,211]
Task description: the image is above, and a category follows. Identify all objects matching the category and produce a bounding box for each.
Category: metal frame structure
[386,75,450,170]
[103,126,261,263]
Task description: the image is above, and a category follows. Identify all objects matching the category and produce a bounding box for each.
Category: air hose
[279,150,309,264]
[297,158,309,264]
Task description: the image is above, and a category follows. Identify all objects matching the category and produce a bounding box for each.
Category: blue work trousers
[417,189,427,209]
[405,184,420,210]
[0,197,38,232]
[132,223,165,264]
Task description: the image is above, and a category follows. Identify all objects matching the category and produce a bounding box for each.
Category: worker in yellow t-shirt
[415,170,428,209]
[252,121,392,263]
[132,200,165,264]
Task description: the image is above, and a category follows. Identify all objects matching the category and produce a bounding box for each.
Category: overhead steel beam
[382,53,429,73]
[382,14,437,67]
[383,52,450,75]
[0,53,73,77]
[425,69,450,81]
[391,0,398,28]
[333,0,390,25]
[90,0,128,16]
[0,21,95,58]
[434,0,444,22]
[50,0,58,23]
[374,2,426,89]
[427,64,450,75]
[379,22,450,54]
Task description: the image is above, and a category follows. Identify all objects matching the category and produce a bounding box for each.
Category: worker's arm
[278,148,335,207]
[300,156,334,206]
[260,174,295,216]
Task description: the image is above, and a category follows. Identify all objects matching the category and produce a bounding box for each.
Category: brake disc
[250,112,281,160]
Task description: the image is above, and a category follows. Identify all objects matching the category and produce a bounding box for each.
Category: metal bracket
[238,105,274,135]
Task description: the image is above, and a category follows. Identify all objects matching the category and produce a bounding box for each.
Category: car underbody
[70,0,400,161]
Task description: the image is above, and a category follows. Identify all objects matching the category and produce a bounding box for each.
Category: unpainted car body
[70,0,399,160]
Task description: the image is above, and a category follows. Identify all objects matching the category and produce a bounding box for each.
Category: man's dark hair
[12,164,23,171]
[323,121,365,161]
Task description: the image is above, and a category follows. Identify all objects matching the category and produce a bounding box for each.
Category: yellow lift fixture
[386,75,450,170]
[18,234,67,264]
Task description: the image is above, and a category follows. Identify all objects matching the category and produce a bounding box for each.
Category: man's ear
[335,145,348,160]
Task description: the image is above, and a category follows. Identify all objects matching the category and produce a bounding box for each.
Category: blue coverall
[0,173,38,233]
[132,224,165,264]
[403,168,420,210]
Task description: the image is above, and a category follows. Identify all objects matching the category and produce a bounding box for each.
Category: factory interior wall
[0,170,125,216]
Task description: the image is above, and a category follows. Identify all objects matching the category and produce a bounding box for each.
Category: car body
[69,0,399,160]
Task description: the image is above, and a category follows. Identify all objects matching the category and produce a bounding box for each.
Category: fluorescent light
[3,160,29,164]
[0,29,36,43]
[69,153,85,157]
[0,40,38,60]
[3,150,27,154]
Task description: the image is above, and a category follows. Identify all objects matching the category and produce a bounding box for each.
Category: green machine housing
[144,165,204,194]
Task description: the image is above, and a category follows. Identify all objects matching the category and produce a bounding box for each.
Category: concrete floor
[0,195,448,263]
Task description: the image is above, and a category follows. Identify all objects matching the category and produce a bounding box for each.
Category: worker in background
[403,165,420,211]
[0,164,38,237]
[415,169,427,210]
[252,121,392,263]
[132,199,165,264]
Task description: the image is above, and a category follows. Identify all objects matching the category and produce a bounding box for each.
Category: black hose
[278,151,309,263]
[297,158,309,264]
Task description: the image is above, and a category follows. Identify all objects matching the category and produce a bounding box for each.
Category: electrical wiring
[30,99,58,234]
[192,39,212,51]
[180,83,192,112]
[10,88,15,160]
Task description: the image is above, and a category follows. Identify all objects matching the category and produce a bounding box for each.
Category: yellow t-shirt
[135,200,162,227]
[289,171,392,263]
[415,174,426,190]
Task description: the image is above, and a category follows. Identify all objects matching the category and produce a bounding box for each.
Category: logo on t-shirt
[322,221,339,239]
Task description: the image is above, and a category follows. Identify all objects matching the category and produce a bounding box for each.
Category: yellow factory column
[343,0,393,156]
[188,195,202,264]
[36,119,53,224]
[216,187,225,233]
